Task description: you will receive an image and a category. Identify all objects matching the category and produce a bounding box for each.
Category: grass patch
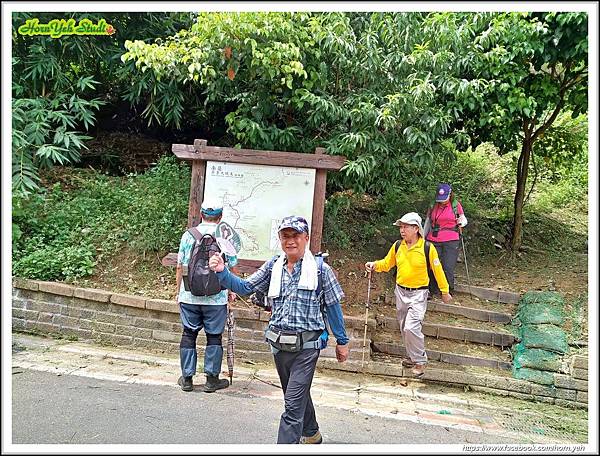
[13,155,190,281]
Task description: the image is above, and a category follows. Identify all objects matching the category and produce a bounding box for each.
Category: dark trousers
[273,348,320,444]
[428,239,460,294]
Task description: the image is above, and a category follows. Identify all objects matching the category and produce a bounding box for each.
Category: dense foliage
[121,12,476,194]
[121,12,588,251]
[12,156,189,281]
[12,11,588,263]
[11,12,195,194]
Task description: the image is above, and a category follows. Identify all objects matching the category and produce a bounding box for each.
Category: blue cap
[436,183,452,202]
[201,197,223,217]
[278,216,309,234]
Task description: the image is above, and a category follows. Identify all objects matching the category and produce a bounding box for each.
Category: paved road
[8,334,587,448]
[13,369,511,446]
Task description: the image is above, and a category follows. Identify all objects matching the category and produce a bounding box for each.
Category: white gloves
[457,214,468,228]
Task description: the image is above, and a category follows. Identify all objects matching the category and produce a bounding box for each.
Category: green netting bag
[519,324,569,354]
[512,343,561,372]
[517,302,565,325]
[517,292,565,325]
[513,366,555,385]
[519,291,565,309]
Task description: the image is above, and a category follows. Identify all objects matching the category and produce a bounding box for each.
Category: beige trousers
[394,285,429,365]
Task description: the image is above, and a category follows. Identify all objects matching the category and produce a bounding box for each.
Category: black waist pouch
[265,328,302,352]
[264,328,323,352]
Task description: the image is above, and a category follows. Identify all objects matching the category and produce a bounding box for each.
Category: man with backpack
[364,212,451,377]
[208,215,349,444]
[175,197,237,393]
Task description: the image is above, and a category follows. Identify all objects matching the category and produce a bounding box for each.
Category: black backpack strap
[314,254,329,334]
[424,240,432,274]
[188,227,202,241]
[393,240,400,255]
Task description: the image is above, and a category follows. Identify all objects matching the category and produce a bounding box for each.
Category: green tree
[11,12,195,194]
[121,12,476,194]
[460,12,588,252]
[121,11,588,250]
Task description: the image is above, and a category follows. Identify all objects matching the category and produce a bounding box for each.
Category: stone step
[448,292,517,314]
[376,315,515,347]
[373,329,511,362]
[371,341,512,370]
[424,310,512,334]
[427,300,512,323]
[454,283,520,304]
[313,355,585,409]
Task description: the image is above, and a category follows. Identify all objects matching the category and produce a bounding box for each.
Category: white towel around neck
[267,248,319,298]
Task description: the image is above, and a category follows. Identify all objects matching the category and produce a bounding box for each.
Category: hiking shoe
[411,364,426,377]
[401,359,416,368]
[203,374,229,393]
[300,430,322,444]
[178,376,194,392]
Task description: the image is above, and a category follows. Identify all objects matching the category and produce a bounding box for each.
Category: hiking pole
[459,228,473,296]
[361,270,372,369]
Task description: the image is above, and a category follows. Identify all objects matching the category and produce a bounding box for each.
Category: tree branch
[532,96,565,142]
[524,147,537,205]
[532,65,584,141]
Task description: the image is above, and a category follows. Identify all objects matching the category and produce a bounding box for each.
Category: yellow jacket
[374,237,449,293]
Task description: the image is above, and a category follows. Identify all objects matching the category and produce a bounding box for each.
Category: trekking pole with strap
[361,270,372,369]
[459,227,473,296]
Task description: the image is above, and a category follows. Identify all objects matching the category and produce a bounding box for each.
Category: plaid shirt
[246,256,344,331]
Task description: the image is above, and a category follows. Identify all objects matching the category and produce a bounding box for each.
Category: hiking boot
[401,359,416,368]
[411,364,426,377]
[300,430,323,444]
[178,376,194,392]
[203,374,229,393]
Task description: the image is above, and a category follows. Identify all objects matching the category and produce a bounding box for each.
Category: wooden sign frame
[162,139,346,273]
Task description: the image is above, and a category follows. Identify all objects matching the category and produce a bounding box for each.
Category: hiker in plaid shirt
[209,215,349,444]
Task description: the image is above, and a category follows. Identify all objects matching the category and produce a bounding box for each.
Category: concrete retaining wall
[12,279,587,408]
[11,278,374,363]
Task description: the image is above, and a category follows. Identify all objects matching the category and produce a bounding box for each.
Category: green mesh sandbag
[519,291,565,309]
[517,292,565,325]
[519,324,569,354]
[512,343,561,372]
[513,366,555,385]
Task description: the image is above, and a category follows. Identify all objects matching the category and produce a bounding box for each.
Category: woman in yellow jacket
[365,212,452,376]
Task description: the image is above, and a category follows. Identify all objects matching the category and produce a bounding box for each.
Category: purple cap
[278,216,309,234]
[436,183,452,202]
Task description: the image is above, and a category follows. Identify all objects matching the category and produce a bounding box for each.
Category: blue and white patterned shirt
[246,256,345,331]
[177,222,238,305]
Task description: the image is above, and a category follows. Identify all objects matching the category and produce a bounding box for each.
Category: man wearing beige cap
[365,212,451,376]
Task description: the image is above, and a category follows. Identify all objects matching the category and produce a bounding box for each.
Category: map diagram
[203,161,316,261]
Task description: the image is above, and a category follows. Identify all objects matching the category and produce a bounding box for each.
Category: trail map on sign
[204,161,316,261]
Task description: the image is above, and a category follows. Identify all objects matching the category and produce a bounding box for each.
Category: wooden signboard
[162,139,346,273]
